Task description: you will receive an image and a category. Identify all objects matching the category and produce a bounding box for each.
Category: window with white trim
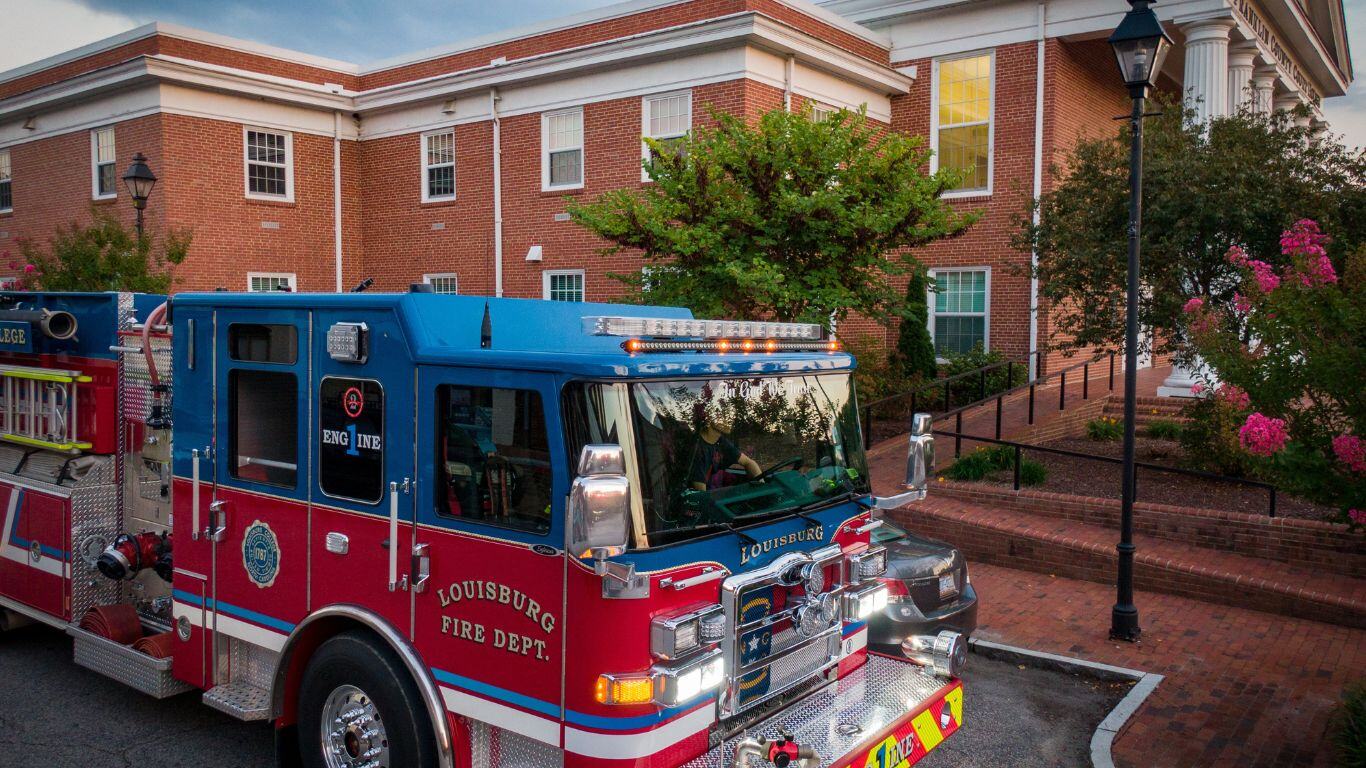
[248,272,297,292]
[0,150,11,213]
[929,268,989,356]
[641,91,690,181]
[423,273,459,294]
[810,103,835,122]
[422,129,455,202]
[91,127,116,199]
[932,52,993,194]
[542,108,584,191]
[543,270,584,302]
[244,128,292,201]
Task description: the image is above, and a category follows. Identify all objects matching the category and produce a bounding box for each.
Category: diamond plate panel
[683,655,952,768]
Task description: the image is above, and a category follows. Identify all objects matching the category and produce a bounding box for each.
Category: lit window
[642,91,690,180]
[0,150,11,213]
[422,129,455,202]
[248,273,297,292]
[543,108,584,190]
[543,270,584,302]
[423,273,459,294]
[244,128,292,200]
[92,127,116,199]
[929,269,989,356]
[933,53,993,194]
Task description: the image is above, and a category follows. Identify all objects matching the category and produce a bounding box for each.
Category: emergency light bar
[584,316,825,341]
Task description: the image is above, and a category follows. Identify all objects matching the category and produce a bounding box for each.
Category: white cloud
[0,0,143,74]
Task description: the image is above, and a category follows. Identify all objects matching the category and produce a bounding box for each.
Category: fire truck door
[412,366,567,749]
[208,310,311,677]
[309,308,415,636]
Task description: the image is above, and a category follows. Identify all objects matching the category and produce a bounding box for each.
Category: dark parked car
[867,520,977,648]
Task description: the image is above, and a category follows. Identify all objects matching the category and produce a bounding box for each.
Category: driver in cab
[688,406,762,491]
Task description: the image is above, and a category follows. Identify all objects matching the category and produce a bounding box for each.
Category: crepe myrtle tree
[568,106,977,328]
[12,207,190,293]
[1016,94,1365,357]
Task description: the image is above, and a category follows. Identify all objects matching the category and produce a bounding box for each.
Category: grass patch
[1334,681,1366,768]
[1145,419,1183,440]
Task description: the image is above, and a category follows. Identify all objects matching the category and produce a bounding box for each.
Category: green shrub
[940,344,1028,406]
[980,445,1017,470]
[1086,417,1123,441]
[943,450,993,482]
[1333,681,1366,768]
[1179,397,1255,477]
[1019,459,1048,486]
[892,269,938,382]
[1145,419,1183,440]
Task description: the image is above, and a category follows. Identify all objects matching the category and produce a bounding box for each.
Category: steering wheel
[754,456,804,483]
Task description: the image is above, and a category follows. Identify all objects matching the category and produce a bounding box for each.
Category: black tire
[296,629,438,768]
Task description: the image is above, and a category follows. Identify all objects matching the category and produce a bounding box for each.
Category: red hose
[142,301,168,388]
[80,604,142,645]
[132,631,175,659]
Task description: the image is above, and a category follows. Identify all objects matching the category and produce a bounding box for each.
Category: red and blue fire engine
[0,288,963,768]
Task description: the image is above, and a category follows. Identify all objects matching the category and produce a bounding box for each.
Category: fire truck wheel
[297,629,438,768]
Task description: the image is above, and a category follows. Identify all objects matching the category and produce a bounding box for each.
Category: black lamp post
[1107,0,1171,643]
[121,152,157,241]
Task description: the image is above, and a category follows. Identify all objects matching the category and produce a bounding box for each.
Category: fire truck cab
[0,289,963,768]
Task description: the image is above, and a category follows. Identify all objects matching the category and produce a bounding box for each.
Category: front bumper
[682,653,962,768]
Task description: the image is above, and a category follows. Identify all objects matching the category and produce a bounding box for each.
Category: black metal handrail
[860,348,1116,449]
[932,429,1279,517]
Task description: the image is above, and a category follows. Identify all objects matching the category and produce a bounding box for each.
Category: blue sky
[3,0,1363,146]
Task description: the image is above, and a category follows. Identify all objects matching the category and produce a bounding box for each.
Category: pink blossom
[1280,219,1330,259]
[1225,245,1249,267]
[1296,254,1338,286]
[1183,297,1205,314]
[1190,383,1205,395]
[1216,384,1251,410]
[1248,260,1281,293]
[1332,435,1366,473]
[22,264,35,274]
[1233,293,1252,313]
[1239,413,1288,456]
[1351,509,1366,525]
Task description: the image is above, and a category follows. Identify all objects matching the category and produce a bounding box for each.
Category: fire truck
[0,289,964,768]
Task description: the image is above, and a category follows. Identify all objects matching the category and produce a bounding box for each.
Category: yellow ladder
[0,363,93,453]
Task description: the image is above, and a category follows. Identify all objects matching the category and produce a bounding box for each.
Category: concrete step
[887,498,1366,629]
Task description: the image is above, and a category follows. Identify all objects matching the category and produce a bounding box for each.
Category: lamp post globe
[1107,0,1170,643]
[121,152,157,240]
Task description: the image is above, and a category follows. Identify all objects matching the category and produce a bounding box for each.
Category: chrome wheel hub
[321,684,389,768]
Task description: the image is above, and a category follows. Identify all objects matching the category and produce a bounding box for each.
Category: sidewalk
[965,561,1364,767]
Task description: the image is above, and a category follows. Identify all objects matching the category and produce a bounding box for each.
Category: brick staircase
[885,484,1366,628]
[1102,395,1189,428]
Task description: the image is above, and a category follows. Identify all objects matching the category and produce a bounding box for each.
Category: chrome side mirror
[873,412,935,510]
[568,444,631,561]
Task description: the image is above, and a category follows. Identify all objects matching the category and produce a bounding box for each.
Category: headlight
[650,649,727,707]
[651,605,721,659]
[842,583,890,621]
[851,546,887,580]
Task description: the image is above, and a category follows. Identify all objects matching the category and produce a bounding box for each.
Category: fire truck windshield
[565,373,869,547]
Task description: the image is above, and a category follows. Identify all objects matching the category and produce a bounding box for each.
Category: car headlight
[653,649,726,707]
[851,546,887,580]
[651,605,721,659]
[842,583,890,621]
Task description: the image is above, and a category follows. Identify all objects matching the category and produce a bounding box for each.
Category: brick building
[0,0,1352,373]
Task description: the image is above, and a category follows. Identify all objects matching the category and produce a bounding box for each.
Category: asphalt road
[0,623,1125,767]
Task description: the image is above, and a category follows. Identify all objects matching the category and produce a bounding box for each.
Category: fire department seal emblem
[242,520,280,589]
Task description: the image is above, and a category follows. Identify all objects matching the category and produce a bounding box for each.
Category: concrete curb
[967,638,1164,768]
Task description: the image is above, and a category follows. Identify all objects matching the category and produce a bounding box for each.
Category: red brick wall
[0,114,165,278]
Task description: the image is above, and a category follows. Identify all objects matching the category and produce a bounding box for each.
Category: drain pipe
[333,110,343,293]
[783,54,795,111]
[490,88,504,298]
[1028,1,1046,380]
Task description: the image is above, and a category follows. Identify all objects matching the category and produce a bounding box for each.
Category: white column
[1181,18,1237,124]
[1226,46,1257,114]
[1250,69,1277,115]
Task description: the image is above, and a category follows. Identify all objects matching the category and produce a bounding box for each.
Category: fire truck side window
[436,385,552,534]
[229,323,298,364]
[229,369,299,488]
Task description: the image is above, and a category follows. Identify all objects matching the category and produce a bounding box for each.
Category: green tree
[17,208,190,293]
[1017,96,1365,355]
[569,106,976,327]
[891,269,937,381]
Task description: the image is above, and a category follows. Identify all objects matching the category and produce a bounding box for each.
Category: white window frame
[929,50,995,199]
[641,90,692,182]
[421,128,456,203]
[810,103,835,122]
[243,127,294,203]
[91,126,117,200]
[0,149,11,214]
[247,272,298,292]
[423,272,460,294]
[927,266,991,360]
[542,269,585,302]
[541,107,584,192]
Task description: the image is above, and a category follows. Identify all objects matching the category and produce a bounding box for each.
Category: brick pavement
[965,561,1365,767]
